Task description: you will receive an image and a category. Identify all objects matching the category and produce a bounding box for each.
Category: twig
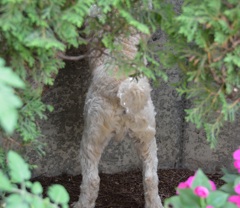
[57,52,88,61]
[57,46,113,61]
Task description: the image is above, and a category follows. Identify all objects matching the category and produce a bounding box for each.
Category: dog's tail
[117,77,151,114]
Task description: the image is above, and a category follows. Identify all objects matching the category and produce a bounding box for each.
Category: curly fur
[73,30,163,208]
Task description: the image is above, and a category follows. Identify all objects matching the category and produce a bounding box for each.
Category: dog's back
[87,30,151,109]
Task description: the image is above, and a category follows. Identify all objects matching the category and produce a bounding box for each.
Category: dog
[73,20,163,208]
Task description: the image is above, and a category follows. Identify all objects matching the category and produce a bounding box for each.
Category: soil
[34,169,224,208]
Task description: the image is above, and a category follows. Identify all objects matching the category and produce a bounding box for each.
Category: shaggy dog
[73,30,163,208]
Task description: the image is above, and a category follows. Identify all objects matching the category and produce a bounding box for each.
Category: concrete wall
[24,1,239,177]
[182,121,239,173]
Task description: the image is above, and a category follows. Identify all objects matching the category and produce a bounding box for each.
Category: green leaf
[223,202,238,208]
[31,182,43,195]
[178,189,201,207]
[234,176,240,187]
[220,183,235,194]
[164,196,182,208]
[0,59,24,134]
[0,171,12,191]
[47,184,69,204]
[0,95,19,134]
[6,194,28,208]
[119,10,150,34]
[31,196,44,208]
[24,31,65,50]
[47,105,54,112]
[7,151,31,183]
[206,191,229,207]
[192,169,212,190]
[0,60,25,88]
[214,32,227,44]
[206,0,221,13]
[25,181,32,188]
[221,173,238,183]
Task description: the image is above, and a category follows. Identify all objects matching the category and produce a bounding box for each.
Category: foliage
[81,0,171,80]
[165,148,240,208]
[0,1,172,207]
[0,148,6,171]
[0,151,69,208]
[0,0,238,152]
[0,0,240,207]
[158,0,240,147]
[0,0,94,147]
[0,0,173,150]
[0,58,24,134]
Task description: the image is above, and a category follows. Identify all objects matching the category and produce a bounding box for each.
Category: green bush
[0,0,239,151]
[159,0,240,147]
[0,151,69,208]
[0,1,170,207]
[0,0,170,149]
[1,0,240,207]
[0,0,94,146]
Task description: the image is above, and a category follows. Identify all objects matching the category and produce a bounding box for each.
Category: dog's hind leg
[74,99,113,208]
[129,101,163,208]
[133,136,163,208]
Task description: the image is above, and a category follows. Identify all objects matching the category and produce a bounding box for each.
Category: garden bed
[34,169,223,208]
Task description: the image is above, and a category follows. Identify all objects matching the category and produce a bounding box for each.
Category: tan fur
[73,30,163,208]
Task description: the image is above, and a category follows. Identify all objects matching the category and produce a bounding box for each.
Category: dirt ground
[34,169,223,208]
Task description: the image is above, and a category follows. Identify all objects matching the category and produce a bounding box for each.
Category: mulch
[34,169,224,208]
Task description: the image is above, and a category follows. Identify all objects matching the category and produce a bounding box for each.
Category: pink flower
[228,195,240,207]
[176,176,195,194]
[235,184,240,195]
[233,149,240,160]
[209,180,216,191]
[186,176,194,187]
[176,182,188,194]
[194,186,209,198]
[206,206,214,208]
[234,160,240,169]
[177,182,189,189]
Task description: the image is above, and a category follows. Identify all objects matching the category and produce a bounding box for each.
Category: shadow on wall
[26,47,91,177]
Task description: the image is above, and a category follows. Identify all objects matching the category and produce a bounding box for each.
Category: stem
[200,198,206,208]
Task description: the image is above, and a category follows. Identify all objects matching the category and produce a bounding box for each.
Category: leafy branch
[0,151,69,208]
[159,0,240,147]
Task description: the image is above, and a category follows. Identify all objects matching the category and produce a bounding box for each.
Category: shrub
[0,151,69,208]
[0,0,171,151]
[159,0,240,147]
[2,0,239,150]
[0,0,94,147]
